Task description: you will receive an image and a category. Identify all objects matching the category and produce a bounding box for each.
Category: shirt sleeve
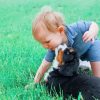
[44,49,55,62]
[76,21,92,34]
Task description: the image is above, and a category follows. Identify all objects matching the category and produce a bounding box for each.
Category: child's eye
[45,40,50,43]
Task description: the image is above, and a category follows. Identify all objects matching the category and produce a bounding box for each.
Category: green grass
[0,0,100,99]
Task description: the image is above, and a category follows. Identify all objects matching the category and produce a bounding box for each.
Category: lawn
[0,0,100,99]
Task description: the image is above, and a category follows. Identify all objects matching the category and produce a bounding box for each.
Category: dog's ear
[56,49,64,65]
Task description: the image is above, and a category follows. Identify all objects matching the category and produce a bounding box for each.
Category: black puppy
[57,47,100,100]
[46,47,100,100]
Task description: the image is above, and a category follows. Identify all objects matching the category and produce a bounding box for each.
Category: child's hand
[82,31,95,44]
[25,82,36,90]
[25,81,45,90]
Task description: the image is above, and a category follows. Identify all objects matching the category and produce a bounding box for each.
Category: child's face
[34,26,64,50]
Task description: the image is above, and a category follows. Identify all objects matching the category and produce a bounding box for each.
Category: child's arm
[82,22,99,43]
[34,59,52,83]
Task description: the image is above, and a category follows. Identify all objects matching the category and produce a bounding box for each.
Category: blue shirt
[44,21,92,62]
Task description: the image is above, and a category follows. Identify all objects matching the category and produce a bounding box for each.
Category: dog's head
[57,47,78,65]
[56,47,79,76]
[63,48,77,63]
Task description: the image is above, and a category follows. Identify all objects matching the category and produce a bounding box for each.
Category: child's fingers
[83,36,95,43]
[84,37,92,43]
[82,32,88,39]
[82,32,89,41]
[82,33,90,42]
[83,31,95,43]
[83,34,94,43]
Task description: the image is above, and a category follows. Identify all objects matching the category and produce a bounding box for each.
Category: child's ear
[57,25,64,33]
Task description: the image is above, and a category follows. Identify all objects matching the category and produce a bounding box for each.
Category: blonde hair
[32,6,65,35]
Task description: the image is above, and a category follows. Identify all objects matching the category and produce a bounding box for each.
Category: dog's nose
[69,48,75,53]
